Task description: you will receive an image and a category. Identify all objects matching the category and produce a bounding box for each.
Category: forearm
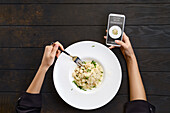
[126,55,147,101]
[26,65,48,94]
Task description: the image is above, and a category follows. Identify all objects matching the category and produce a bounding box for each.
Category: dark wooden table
[0,0,170,113]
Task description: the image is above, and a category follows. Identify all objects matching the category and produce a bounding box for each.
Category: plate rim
[53,41,122,110]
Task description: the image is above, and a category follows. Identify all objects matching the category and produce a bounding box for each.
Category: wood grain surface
[0,4,170,25]
[0,48,170,71]
[0,70,170,96]
[1,0,170,3]
[0,1,170,113]
[0,26,170,48]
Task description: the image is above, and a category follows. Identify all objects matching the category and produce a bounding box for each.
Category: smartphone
[106,13,125,47]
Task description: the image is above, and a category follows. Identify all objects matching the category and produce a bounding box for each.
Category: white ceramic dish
[53,41,122,110]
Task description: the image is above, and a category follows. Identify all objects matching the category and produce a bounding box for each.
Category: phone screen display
[107,15,125,45]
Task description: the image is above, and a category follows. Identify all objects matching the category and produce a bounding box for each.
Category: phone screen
[107,15,125,45]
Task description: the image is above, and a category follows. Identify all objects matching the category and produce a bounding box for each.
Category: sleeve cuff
[17,92,42,108]
[125,100,155,113]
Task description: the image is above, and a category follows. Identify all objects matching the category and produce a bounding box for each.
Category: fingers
[51,44,59,56]
[109,46,115,49]
[104,34,115,49]
[104,31,130,50]
[104,29,107,39]
[122,32,129,42]
[54,41,64,51]
[56,50,61,58]
[45,45,53,55]
[115,40,127,48]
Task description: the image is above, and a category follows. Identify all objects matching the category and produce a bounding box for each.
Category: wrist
[125,54,136,63]
[39,64,49,72]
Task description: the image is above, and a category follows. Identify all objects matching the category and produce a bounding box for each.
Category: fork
[51,42,83,67]
[60,50,84,67]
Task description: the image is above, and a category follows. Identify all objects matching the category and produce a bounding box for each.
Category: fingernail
[115,40,119,42]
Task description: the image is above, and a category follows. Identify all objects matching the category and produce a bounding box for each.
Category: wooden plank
[0,48,170,71]
[0,0,170,4]
[0,48,43,70]
[0,69,170,96]
[0,4,170,25]
[0,69,56,93]
[0,93,20,113]
[111,48,170,72]
[0,93,169,113]
[119,72,170,96]
[0,25,170,48]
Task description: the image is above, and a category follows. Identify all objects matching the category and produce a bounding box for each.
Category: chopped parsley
[85,76,89,79]
[86,69,91,72]
[91,60,96,68]
[82,88,87,91]
[101,71,103,73]
[92,45,95,47]
[82,61,86,64]
[73,81,78,86]
[72,81,86,91]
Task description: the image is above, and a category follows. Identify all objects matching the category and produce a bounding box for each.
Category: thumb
[51,44,59,56]
[115,40,126,48]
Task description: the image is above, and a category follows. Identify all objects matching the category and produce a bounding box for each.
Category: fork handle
[62,50,70,56]
[59,48,71,56]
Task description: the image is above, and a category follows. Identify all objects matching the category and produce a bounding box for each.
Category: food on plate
[112,29,118,35]
[72,60,104,91]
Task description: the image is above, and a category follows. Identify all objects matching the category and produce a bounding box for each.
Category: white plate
[109,25,122,39]
[53,41,122,110]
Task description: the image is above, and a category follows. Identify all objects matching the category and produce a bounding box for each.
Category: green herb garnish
[85,77,89,79]
[91,60,96,68]
[92,45,95,47]
[73,81,78,86]
[82,88,87,91]
[87,69,91,72]
[73,81,86,91]
[82,61,86,64]
[101,71,103,73]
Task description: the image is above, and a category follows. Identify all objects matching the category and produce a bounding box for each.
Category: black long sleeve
[16,93,155,113]
[16,92,42,113]
[125,100,155,113]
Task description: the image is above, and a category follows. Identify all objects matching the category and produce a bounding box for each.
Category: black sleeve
[16,92,42,113]
[125,100,155,113]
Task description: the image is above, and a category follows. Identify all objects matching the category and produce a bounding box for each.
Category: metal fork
[51,42,83,67]
[60,50,84,67]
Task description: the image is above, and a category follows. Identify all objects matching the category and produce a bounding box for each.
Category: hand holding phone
[106,13,125,47]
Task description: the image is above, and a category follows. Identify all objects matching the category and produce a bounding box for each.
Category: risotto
[72,60,104,91]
